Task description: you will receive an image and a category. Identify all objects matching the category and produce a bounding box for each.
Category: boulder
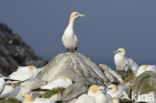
[17,52,123,102]
[132,71,156,95]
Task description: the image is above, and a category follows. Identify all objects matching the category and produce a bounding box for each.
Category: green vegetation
[0,98,20,103]
[42,88,65,98]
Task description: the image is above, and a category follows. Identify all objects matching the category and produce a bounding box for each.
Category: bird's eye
[75,13,79,16]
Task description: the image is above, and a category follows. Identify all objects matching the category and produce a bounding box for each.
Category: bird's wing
[9,68,33,81]
[74,34,78,49]
[127,58,138,73]
[75,94,94,103]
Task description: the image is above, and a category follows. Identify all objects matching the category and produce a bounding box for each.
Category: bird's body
[106,84,128,99]
[110,98,120,103]
[114,48,138,74]
[75,94,94,103]
[136,65,156,76]
[8,66,40,81]
[75,85,111,103]
[0,74,5,94]
[41,77,73,90]
[62,11,85,52]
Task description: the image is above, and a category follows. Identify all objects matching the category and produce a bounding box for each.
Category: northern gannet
[41,77,73,90]
[106,84,128,99]
[62,11,85,52]
[88,85,112,103]
[8,66,41,81]
[24,94,56,103]
[113,48,138,74]
[0,74,5,94]
[136,65,156,76]
[110,98,120,103]
[0,85,14,98]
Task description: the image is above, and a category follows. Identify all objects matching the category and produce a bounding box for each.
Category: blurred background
[0,0,156,69]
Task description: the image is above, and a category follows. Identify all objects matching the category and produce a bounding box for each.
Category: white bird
[62,11,85,52]
[0,74,5,94]
[136,65,156,76]
[75,85,112,103]
[106,84,128,99]
[41,77,73,90]
[8,66,41,81]
[113,48,138,74]
[110,98,120,103]
[88,85,112,103]
[24,94,55,103]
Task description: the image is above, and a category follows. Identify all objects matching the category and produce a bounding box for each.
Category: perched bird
[110,98,120,103]
[113,48,138,74]
[24,94,55,103]
[41,77,73,90]
[136,64,156,76]
[8,66,41,81]
[106,84,128,99]
[75,94,94,103]
[62,11,85,52]
[0,74,5,94]
[88,85,112,103]
[75,85,112,103]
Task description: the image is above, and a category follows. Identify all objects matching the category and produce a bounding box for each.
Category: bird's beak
[78,13,85,17]
[113,50,118,54]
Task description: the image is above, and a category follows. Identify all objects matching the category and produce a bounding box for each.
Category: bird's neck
[68,17,75,29]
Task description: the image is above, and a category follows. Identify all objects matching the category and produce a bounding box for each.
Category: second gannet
[106,84,128,99]
[8,66,41,81]
[113,48,138,74]
[0,74,5,94]
[62,11,85,52]
[41,77,73,90]
[136,64,156,76]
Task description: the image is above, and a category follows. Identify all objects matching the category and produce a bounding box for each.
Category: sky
[0,0,156,68]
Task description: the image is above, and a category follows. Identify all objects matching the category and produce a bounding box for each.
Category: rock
[16,52,121,102]
[0,23,48,75]
[132,71,156,95]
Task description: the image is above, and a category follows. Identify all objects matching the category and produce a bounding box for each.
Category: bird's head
[111,98,120,103]
[24,94,34,103]
[139,64,149,70]
[27,66,36,71]
[62,77,73,84]
[107,84,118,92]
[69,11,85,23]
[88,85,105,95]
[113,48,126,55]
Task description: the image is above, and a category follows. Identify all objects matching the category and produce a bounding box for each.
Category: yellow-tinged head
[114,48,126,55]
[24,94,34,103]
[69,11,85,23]
[108,84,118,92]
[140,64,149,70]
[88,85,100,93]
[27,66,36,70]
[111,98,120,103]
[62,77,68,81]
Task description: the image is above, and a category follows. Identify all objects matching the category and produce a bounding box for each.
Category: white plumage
[110,98,120,103]
[106,84,128,99]
[136,65,156,76]
[114,48,138,74]
[62,11,85,52]
[75,85,112,103]
[0,74,5,94]
[8,66,40,81]
[41,77,73,90]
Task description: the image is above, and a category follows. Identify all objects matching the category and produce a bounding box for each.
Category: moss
[42,88,65,98]
[0,98,20,103]
[120,73,132,80]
